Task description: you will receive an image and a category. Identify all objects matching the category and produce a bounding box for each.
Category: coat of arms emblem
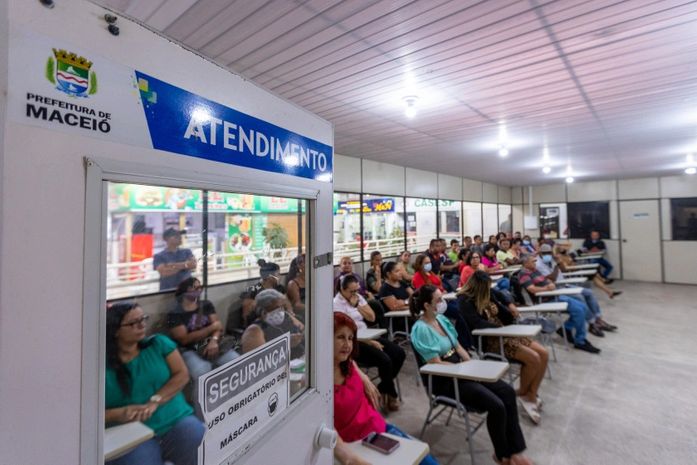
[45,48,97,97]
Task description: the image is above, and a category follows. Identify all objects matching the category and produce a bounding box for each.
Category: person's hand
[203,340,220,359]
[546,283,556,291]
[367,340,384,351]
[374,266,381,277]
[349,295,360,307]
[122,403,157,423]
[509,305,520,319]
[290,333,304,347]
[345,453,372,465]
[207,321,222,334]
[186,257,197,269]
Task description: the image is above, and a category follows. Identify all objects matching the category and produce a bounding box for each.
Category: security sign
[198,335,290,465]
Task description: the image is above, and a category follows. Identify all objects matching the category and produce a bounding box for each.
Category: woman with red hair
[333,312,439,465]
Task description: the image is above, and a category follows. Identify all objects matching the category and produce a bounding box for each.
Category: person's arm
[458,298,497,330]
[241,324,266,354]
[156,262,187,277]
[356,301,376,322]
[169,320,221,347]
[352,361,380,410]
[524,281,555,295]
[286,280,301,308]
[334,436,372,465]
[381,295,408,312]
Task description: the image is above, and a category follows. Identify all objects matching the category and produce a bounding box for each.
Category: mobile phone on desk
[361,432,400,455]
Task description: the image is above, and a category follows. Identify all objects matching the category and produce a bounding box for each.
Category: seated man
[447,239,460,263]
[518,254,601,354]
[497,238,520,267]
[470,235,485,255]
[582,230,614,283]
[536,244,617,338]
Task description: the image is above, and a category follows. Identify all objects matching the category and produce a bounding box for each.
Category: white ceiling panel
[99,0,697,185]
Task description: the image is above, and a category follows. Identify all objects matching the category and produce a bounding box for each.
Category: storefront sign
[8,29,333,182]
[198,335,290,465]
[337,198,395,214]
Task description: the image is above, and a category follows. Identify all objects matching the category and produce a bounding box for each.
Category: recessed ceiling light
[402,95,418,118]
[686,167,697,175]
[565,176,574,183]
[498,146,509,157]
[542,166,551,174]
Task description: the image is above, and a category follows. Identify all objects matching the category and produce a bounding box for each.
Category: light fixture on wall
[686,153,696,175]
[402,95,419,118]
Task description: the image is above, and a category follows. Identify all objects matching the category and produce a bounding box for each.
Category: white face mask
[423,263,433,272]
[265,308,285,327]
[436,300,448,315]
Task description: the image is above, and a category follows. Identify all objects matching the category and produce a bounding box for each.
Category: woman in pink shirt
[458,251,486,288]
[333,312,439,465]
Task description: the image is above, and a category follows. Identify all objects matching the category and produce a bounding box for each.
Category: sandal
[519,398,540,424]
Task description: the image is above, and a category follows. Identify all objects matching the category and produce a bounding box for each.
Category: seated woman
[378,262,413,335]
[409,286,533,465]
[241,289,305,359]
[238,259,286,329]
[398,250,415,287]
[106,302,204,465]
[286,254,306,315]
[556,245,622,299]
[333,312,439,465]
[412,254,472,349]
[459,251,486,288]
[335,256,372,299]
[482,244,511,292]
[457,247,471,274]
[334,274,405,411]
[168,278,239,384]
[458,271,549,424]
[520,235,536,254]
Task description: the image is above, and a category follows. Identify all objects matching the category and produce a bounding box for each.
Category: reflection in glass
[462,202,482,237]
[406,198,437,252]
[362,195,405,258]
[498,204,512,235]
[482,203,499,237]
[568,202,609,239]
[438,200,462,241]
[333,193,363,264]
[671,197,697,240]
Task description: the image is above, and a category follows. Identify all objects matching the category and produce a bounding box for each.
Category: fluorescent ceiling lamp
[565,176,574,183]
[403,95,418,118]
[498,146,509,157]
[686,167,697,175]
[542,166,551,174]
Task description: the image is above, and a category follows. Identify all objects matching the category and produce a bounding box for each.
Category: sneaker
[519,398,541,424]
[574,340,601,354]
[604,278,615,284]
[556,327,574,343]
[589,323,605,338]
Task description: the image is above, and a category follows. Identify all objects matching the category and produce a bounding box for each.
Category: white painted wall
[483,182,499,203]
[406,167,438,198]
[438,173,462,200]
[334,153,361,192]
[663,242,697,284]
[362,159,405,195]
[0,2,335,465]
[618,177,660,200]
[463,178,484,201]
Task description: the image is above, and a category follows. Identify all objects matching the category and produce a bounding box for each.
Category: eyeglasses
[121,315,150,328]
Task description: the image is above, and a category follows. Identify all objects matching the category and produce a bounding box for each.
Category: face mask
[542,254,553,264]
[423,263,432,272]
[265,309,285,327]
[184,290,201,301]
[436,301,447,314]
[523,240,530,245]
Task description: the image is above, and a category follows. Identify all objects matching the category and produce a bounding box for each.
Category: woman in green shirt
[105,302,204,465]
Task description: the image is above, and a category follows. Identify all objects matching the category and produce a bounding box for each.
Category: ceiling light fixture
[685,153,696,174]
[565,164,574,183]
[686,167,697,175]
[402,95,419,118]
[542,146,551,173]
[498,146,509,157]
[542,166,551,174]
[565,176,575,183]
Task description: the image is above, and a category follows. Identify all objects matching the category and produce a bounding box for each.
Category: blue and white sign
[8,29,333,183]
[136,72,333,182]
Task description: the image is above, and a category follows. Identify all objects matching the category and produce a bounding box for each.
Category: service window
[104,181,311,464]
[670,197,697,240]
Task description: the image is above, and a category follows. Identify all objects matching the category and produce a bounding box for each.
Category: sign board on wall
[8,28,333,182]
[198,335,290,465]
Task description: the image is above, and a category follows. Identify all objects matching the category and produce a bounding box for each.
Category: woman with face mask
[168,278,240,411]
[241,288,305,359]
[410,286,533,465]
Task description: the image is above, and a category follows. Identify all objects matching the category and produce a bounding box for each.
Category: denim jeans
[559,295,588,344]
[107,415,205,465]
[182,348,239,414]
[494,277,511,291]
[385,424,440,465]
[593,257,613,278]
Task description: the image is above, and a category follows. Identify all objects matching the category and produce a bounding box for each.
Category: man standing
[153,228,196,291]
[582,230,614,283]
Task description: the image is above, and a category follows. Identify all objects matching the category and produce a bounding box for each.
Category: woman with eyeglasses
[409,286,532,465]
[167,278,239,393]
[105,302,204,465]
[333,274,405,411]
[458,251,486,288]
[458,271,549,424]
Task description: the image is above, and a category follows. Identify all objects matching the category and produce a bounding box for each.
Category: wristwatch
[149,394,163,405]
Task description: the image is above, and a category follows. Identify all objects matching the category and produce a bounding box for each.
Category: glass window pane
[362,195,405,258]
[498,204,512,234]
[107,183,203,299]
[333,193,362,264]
[568,202,609,239]
[438,200,461,241]
[462,202,482,238]
[482,203,499,238]
[406,198,437,252]
[539,203,568,239]
[671,197,697,240]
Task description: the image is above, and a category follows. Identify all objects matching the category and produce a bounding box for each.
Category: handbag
[195,334,239,358]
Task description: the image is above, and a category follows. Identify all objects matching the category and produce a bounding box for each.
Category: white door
[619,200,662,282]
